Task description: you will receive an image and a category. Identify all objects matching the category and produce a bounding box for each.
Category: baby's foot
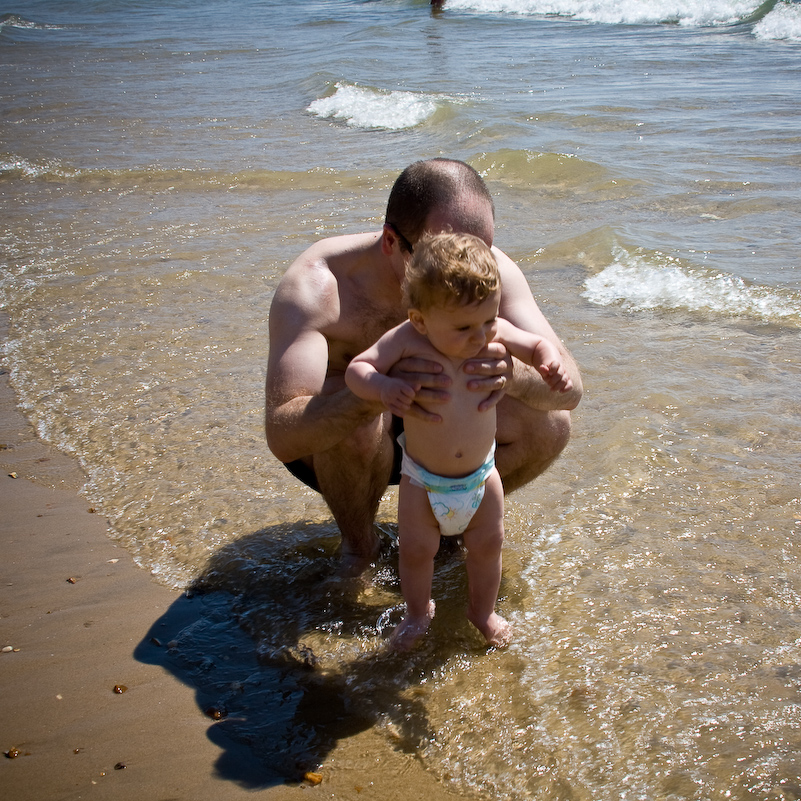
[469,611,512,648]
[389,601,435,652]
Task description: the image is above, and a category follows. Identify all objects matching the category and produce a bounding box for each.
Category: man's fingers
[415,386,450,404]
[467,374,507,392]
[463,357,511,376]
[399,371,451,389]
[477,388,505,412]
[403,403,442,423]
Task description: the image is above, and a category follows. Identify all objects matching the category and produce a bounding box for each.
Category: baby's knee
[465,525,504,561]
[400,534,440,564]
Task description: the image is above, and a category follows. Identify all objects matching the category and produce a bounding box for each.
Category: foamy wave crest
[0,13,65,31]
[444,0,764,26]
[583,246,801,325]
[0,155,78,179]
[754,1,801,40]
[307,83,441,130]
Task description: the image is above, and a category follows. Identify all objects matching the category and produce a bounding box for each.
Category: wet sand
[0,368,463,801]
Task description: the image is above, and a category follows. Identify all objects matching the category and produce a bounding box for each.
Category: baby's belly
[403,407,496,478]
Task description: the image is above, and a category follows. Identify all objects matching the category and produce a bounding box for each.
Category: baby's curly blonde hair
[404,232,499,312]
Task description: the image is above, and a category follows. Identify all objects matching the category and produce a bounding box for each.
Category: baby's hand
[538,360,573,393]
[380,378,419,417]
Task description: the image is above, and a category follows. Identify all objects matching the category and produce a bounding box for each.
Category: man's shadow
[134,520,480,789]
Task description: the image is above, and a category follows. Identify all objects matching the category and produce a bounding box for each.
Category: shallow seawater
[3,0,801,797]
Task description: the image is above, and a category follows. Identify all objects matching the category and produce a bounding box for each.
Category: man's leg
[312,412,395,575]
[494,396,572,493]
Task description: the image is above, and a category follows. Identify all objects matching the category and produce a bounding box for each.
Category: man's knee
[313,415,396,500]
[496,408,572,491]
[540,409,571,462]
[322,414,390,467]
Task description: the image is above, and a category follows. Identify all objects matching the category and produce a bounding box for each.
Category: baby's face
[418,291,500,360]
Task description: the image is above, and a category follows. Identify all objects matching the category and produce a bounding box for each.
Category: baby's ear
[408,308,427,335]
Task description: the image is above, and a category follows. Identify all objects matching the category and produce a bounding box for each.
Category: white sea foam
[307,83,440,131]
[0,13,65,31]
[754,1,801,40]
[444,0,763,26]
[582,246,801,324]
[0,155,76,179]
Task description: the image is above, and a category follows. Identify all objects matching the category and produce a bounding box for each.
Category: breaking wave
[307,83,445,131]
[442,0,788,29]
[582,244,801,326]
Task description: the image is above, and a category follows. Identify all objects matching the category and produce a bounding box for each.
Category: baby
[345,232,572,650]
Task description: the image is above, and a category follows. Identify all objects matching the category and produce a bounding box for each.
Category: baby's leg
[462,470,511,647]
[391,476,441,651]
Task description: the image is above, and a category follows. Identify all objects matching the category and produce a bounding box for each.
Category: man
[265,158,582,575]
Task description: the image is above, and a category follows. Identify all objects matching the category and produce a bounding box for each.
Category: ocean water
[2,0,801,796]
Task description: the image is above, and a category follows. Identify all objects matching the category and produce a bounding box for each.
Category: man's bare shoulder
[491,245,528,286]
[286,232,380,279]
[272,232,380,326]
[491,245,554,327]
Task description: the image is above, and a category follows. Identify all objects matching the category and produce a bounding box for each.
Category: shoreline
[0,367,462,800]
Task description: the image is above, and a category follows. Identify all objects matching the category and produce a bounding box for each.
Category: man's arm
[466,247,582,412]
[494,318,573,394]
[264,260,384,464]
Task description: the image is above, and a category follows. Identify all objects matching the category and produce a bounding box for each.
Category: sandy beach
[0,367,464,801]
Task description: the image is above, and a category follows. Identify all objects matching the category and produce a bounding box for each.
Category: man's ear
[381,223,397,256]
[408,308,427,335]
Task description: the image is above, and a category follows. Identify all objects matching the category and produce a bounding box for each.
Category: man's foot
[389,600,436,652]
[337,535,381,577]
[468,610,512,648]
[337,551,374,578]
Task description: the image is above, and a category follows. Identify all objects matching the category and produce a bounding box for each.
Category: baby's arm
[345,324,421,417]
[495,319,573,393]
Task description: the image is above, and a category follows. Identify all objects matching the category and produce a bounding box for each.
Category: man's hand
[463,341,512,413]
[388,357,450,422]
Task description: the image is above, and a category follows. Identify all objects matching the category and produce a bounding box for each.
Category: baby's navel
[455,451,463,459]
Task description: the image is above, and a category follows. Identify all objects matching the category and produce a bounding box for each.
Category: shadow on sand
[133,520,480,790]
